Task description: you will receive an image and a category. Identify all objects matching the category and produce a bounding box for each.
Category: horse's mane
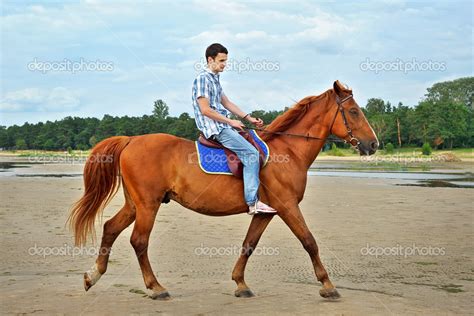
[259,90,331,141]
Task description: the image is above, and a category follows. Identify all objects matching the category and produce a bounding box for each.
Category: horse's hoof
[84,272,93,291]
[84,264,102,291]
[319,288,341,300]
[235,288,255,298]
[150,290,171,300]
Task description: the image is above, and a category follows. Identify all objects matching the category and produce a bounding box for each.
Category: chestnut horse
[69,80,378,300]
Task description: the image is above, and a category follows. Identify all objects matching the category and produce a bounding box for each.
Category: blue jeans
[214,128,260,206]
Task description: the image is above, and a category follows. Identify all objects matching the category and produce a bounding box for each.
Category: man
[192,43,277,215]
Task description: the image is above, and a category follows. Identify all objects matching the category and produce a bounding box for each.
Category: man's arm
[221,94,247,119]
[197,97,245,130]
[221,94,264,127]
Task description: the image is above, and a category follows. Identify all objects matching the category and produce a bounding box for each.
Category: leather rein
[246,94,361,150]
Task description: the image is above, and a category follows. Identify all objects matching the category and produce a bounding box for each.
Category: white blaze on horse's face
[208,53,227,73]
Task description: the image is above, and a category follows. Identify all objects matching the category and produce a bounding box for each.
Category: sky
[0,0,472,127]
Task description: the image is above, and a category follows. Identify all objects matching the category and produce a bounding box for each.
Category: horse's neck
[268,100,333,170]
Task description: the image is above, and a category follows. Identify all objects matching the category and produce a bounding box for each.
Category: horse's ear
[333,80,343,97]
[333,80,351,97]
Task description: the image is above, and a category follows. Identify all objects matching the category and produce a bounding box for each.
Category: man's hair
[205,43,228,62]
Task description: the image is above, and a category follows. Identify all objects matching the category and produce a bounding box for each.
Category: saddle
[197,130,267,179]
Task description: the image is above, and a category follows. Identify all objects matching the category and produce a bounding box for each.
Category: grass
[378,147,473,159]
[319,146,473,160]
[319,148,356,157]
[0,149,91,157]
[437,148,474,159]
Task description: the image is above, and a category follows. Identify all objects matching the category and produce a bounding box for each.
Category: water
[15,174,81,178]
[307,170,467,180]
[1,160,472,188]
[0,162,31,171]
[396,180,473,189]
[307,170,473,188]
[0,161,82,178]
[308,159,473,188]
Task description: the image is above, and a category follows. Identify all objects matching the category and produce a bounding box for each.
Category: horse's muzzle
[358,140,378,156]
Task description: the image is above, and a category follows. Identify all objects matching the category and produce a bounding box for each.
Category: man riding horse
[192,43,277,215]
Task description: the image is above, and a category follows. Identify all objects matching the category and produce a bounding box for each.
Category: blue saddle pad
[195,129,270,175]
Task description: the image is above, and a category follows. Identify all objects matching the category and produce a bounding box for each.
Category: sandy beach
[0,158,473,315]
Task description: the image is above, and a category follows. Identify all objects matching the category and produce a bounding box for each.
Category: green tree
[425,77,474,109]
[43,139,56,150]
[15,138,27,150]
[414,100,468,148]
[89,135,98,147]
[365,98,386,115]
[153,99,169,120]
[0,126,9,148]
[391,102,416,147]
[365,98,390,147]
[1,80,472,150]
[422,143,432,155]
[96,115,117,141]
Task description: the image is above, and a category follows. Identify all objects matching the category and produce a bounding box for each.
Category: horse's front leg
[277,201,340,300]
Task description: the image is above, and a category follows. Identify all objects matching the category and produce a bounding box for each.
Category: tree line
[363,77,472,149]
[0,77,472,151]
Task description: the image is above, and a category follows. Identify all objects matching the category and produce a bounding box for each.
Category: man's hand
[246,116,264,128]
[229,119,245,131]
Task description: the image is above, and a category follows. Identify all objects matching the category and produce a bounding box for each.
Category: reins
[244,94,358,146]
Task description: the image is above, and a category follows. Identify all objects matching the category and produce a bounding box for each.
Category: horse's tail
[68,136,132,246]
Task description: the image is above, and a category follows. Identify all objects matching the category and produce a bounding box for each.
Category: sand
[0,159,473,315]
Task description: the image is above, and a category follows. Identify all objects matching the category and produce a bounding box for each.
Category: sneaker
[248,201,277,215]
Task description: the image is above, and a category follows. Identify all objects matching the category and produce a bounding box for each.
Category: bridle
[332,94,361,150]
[246,93,361,150]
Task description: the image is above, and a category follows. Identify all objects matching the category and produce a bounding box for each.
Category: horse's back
[120,133,194,166]
[123,133,193,154]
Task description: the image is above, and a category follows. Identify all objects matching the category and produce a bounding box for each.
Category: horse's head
[329,80,379,155]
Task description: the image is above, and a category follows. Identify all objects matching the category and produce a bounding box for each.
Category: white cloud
[1,1,142,40]
[184,5,358,57]
[0,1,471,127]
[0,87,80,112]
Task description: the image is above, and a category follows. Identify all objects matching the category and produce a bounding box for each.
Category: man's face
[207,53,227,73]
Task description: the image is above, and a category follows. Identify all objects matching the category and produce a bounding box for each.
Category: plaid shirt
[192,68,231,138]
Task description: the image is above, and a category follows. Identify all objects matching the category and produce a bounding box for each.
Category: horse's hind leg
[232,214,274,297]
[84,193,136,291]
[130,199,170,300]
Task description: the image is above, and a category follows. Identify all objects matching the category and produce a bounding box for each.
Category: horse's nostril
[370,141,379,151]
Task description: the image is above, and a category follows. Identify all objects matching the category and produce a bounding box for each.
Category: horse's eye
[349,108,359,115]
